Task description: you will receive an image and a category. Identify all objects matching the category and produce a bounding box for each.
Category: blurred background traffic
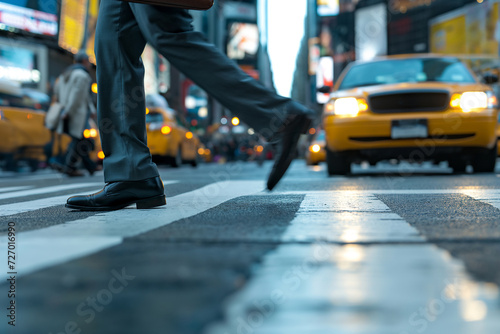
[0,0,499,175]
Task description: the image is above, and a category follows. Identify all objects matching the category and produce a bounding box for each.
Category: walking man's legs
[66,0,166,210]
[66,1,312,211]
[129,5,309,139]
[95,0,159,182]
[130,4,313,189]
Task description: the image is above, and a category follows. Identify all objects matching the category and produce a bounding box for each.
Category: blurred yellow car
[0,80,102,171]
[305,130,326,165]
[322,54,499,175]
[146,106,200,167]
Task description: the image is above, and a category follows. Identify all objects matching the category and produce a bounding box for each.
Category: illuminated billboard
[317,0,339,17]
[0,0,58,36]
[85,0,99,64]
[58,0,88,55]
[227,22,259,64]
[430,0,499,56]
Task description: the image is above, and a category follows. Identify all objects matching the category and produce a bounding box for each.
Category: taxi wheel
[326,148,351,176]
[472,145,497,173]
[449,159,467,174]
[28,159,40,172]
[190,160,198,167]
[3,154,18,172]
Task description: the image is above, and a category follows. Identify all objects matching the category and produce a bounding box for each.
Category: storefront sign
[58,0,88,54]
[0,2,57,36]
[0,44,40,83]
[355,3,387,60]
[430,0,499,56]
[85,0,99,64]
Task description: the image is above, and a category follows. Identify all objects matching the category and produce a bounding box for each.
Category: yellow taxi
[146,106,200,167]
[0,80,102,172]
[305,129,326,165]
[322,54,499,175]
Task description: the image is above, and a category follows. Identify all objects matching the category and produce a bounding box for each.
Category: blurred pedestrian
[66,2,314,211]
[44,76,66,171]
[56,51,100,177]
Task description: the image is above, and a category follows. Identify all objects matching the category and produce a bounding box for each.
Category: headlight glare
[487,91,498,108]
[460,92,488,112]
[310,144,321,153]
[324,97,368,116]
[451,92,493,112]
[334,97,360,116]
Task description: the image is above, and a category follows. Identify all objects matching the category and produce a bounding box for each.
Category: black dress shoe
[66,176,166,211]
[267,113,313,190]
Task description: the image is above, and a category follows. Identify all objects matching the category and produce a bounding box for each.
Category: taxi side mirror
[483,72,499,84]
[317,86,331,94]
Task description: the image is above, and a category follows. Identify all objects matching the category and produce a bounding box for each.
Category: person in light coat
[56,51,98,177]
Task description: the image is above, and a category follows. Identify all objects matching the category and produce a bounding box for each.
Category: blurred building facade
[0,0,317,127]
[318,0,492,84]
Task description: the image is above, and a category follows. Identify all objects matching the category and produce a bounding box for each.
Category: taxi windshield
[339,58,476,90]
[146,112,163,123]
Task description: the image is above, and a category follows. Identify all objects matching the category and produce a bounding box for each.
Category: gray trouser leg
[129,4,296,139]
[95,0,159,182]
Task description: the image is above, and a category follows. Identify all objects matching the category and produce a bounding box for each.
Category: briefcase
[121,0,214,10]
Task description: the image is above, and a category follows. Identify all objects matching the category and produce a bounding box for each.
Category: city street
[1,160,500,334]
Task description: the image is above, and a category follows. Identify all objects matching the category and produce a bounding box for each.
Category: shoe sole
[65,195,167,211]
[267,116,312,190]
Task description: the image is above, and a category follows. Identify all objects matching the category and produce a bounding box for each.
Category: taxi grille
[369,91,449,114]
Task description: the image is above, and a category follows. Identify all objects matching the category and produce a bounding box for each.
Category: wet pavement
[0,161,500,334]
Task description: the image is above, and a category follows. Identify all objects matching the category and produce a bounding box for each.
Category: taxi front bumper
[324,110,498,153]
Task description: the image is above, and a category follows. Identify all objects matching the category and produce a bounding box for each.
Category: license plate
[391,119,428,139]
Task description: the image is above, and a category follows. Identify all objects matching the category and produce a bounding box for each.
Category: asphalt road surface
[1,160,500,334]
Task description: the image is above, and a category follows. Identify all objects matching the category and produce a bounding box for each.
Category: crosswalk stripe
[0,180,266,278]
[278,189,500,195]
[0,181,178,216]
[462,189,500,211]
[206,190,500,334]
[0,195,87,216]
[281,192,424,243]
[0,186,33,193]
[0,183,103,201]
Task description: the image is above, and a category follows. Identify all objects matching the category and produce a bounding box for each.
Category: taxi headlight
[325,97,368,117]
[161,125,171,135]
[310,144,321,153]
[450,91,497,112]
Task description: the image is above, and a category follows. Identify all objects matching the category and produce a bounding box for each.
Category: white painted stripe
[0,194,83,216]
[0,181,265,278]
[0,186,33,193]
[277,189,500,195]
[0,183,103,200]
[2,237,123,279]
[281,192,424,243]
[463,189,500,211]
[0,181,178,216]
